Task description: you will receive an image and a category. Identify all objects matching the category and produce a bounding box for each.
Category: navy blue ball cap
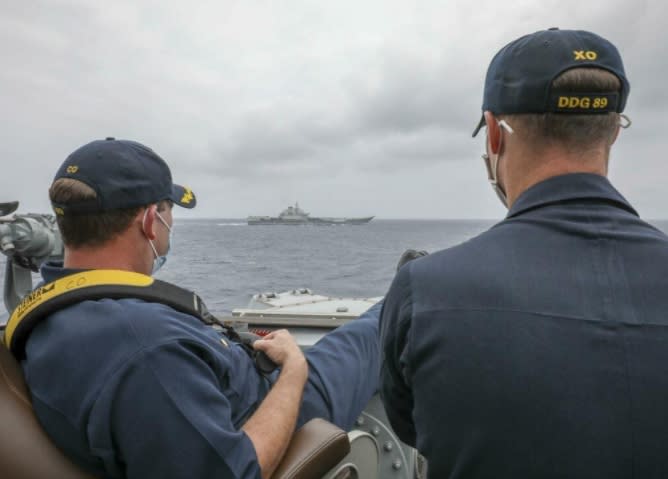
[472,28,630,137]
[52,138,197,215]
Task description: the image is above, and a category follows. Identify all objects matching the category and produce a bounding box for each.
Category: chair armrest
[272,418,350,479]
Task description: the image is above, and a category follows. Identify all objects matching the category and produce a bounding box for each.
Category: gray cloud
[204,45,479,180]
[347,49,478,136]
[1,0,666,218]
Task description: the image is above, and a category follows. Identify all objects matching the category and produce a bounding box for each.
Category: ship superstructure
[247,202,373,225]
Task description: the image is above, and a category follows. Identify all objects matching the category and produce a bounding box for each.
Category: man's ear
[484,111,502,155]
[140,205,158,240]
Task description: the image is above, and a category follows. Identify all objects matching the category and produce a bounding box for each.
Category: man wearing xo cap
[19,138,381,478]
[380,29,668,477]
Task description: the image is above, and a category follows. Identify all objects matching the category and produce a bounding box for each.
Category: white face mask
[143,209,172,275]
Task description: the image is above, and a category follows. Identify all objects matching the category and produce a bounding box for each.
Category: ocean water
[1,219,667,318]
[156,219,495,314]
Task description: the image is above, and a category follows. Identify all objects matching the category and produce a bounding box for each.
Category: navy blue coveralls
[22,266,381,479]
[380,173,668,478]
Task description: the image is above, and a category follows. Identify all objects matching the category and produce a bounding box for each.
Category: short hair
[501,68,622,151]
[49,178,171,248]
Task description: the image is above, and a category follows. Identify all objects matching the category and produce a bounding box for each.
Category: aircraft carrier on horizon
[247,202,374,225]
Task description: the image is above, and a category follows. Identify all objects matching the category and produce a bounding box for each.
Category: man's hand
[396,249,429,271]
[244,330,309,478]
[253,329,308,379]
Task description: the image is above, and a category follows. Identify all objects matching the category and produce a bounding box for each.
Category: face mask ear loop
[155,211,173,259]
[147,237,160,260]
[619,114,632,129]
[498,119,514,135]
[155,211,172,233]
[493,118,513,163]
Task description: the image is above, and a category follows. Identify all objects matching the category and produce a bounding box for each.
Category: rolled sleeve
[379,266,417,446]
[88,340,261,479]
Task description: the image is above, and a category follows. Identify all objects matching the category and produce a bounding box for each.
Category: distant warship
[247,203,374,225]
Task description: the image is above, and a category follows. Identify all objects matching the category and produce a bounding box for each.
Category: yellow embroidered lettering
[592,97,608,109]
[574,50,597,61]
[558,97,599,109]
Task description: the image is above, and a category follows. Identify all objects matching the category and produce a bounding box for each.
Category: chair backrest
[0,342,94,479]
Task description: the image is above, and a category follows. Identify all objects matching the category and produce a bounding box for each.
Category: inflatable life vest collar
[2,270,205,359]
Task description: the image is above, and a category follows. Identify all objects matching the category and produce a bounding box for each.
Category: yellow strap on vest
[3,270,154,356]
[3,269,279,375]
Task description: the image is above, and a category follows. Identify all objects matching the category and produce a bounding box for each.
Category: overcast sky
[2,0,666,219]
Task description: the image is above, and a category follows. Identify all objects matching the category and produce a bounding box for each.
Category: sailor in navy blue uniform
[380,29,668,478]
[20,138,380,479]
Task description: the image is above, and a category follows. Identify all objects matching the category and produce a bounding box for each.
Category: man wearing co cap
[380,28,668,478]
[17,137,381,478]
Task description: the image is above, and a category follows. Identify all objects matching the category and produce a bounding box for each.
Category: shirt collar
[40,261,87,283]
[506,173,638,219]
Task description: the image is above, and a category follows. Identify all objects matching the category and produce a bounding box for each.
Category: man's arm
[244,330,308,479]
[379,264,417,446]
